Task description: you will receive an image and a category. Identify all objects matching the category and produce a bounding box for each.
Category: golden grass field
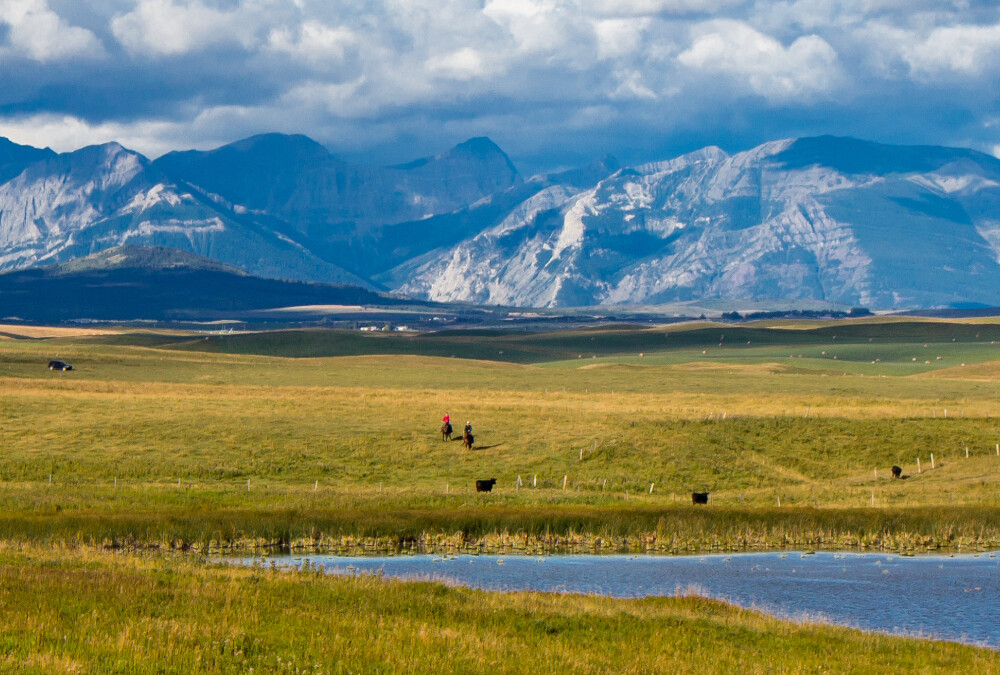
[1,318,999,671]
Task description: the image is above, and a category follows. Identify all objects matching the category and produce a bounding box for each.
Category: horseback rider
[464,420,472,435]
[442,411,451,426]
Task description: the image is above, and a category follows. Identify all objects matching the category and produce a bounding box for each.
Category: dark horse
[463,429,474,449]
[441,422,453,441]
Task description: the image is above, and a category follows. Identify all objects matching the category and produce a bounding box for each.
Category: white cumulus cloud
[678,19,840,99]
[585,0,748,16]
[111,0,259,57]
[267,21,357,65]
[0,113,188,156]
[426,47,489,80]
[593,18,650,60]
[0,0,998,172]
[903,22,1000,76]
[0,0,104,61]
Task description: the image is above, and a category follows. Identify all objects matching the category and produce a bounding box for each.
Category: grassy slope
[3,320,1000,670]
[0,319,997,550]
[1,546,997,674]
[152,319,1000,364]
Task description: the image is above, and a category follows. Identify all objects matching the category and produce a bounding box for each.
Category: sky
[1,0,998,174]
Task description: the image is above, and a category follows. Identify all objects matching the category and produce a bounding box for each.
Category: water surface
[255,551,1000,648]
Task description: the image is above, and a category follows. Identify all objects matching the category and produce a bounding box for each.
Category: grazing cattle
[441,422,452,441]
[891,465,902,479]
[691,492,709,505]
[476,478,497,493]
[463,430,474,449]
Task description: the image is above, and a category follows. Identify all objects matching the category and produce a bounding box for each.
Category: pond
[251,551,1000,648]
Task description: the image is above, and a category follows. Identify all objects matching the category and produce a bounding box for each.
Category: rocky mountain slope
[394,137,1000,308]
[1,133,999,309]
[153,135,520,277]
[0,139,367,284]
[0,134,519,287]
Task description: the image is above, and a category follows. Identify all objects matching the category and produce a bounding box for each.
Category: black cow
[476,478,497,493]
[891,465,902,479]
[691,492,709,505]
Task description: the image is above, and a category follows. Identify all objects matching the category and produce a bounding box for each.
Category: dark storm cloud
[1,0,998,172]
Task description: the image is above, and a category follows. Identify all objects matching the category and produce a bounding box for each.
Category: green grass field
[2,318,1000,670]
[1,319,999,547]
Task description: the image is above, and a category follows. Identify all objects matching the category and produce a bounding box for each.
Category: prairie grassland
[0,321,998,550]
[0,544,996,674]
[3,322,1000,671]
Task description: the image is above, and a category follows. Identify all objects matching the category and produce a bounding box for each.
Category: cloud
[0,113,188,156]
[0,0,998,174]
[426,48,489,80]
[677,20,840,99]
[593,18,650,59]
[903,22,1000,75]
[266,21,357,66]
[111,0,259,56]
[482,0,588,60]
[585,0,748,16]
[0,0,105,62]
[606,69,658,100]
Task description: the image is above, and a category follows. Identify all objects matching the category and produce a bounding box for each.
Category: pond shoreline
[241,550,1000,651]
[99,532,1000,557]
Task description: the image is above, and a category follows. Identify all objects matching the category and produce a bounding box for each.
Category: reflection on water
[252,552,1000,648]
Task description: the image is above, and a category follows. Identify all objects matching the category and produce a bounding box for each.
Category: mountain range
[1,133,999,309]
